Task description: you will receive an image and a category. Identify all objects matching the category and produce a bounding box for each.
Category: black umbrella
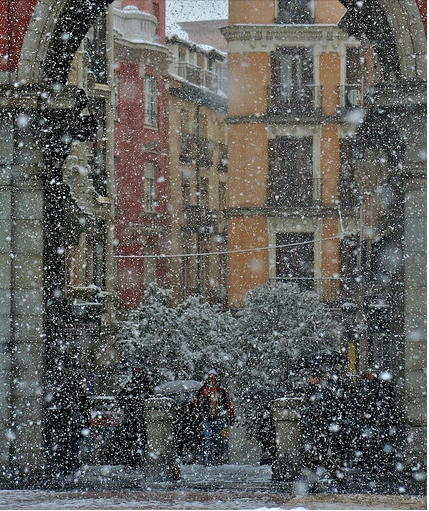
[297,349,348,373]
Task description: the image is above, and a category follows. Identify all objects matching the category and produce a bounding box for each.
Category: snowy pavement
[0,488,426,510]
[0,464,426,510]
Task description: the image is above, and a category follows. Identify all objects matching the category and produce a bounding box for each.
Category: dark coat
[49,376,91,472]
[117,371,154,431]
[115,370,155,467]
[353,374,401,467]
[301,378,345,449]
[193,383,234,422]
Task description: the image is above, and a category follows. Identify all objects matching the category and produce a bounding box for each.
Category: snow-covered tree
[116,284,183,380]
[117,284,235,382]
[117,281,342,407]
[232,281,343,393]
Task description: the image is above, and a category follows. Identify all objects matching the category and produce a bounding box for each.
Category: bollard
[271,396,303,481]
[143,397,180,482]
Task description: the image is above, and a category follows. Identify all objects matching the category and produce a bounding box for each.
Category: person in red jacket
[193,369,234,466]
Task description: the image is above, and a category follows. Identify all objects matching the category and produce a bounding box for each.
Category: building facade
[112,0,170,312]
[164,36,228,305]
[222,0,426,471]
[221,2,358,334]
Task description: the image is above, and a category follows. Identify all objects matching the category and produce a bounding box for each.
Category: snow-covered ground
[0,488,426,510]
[0,465,426,510]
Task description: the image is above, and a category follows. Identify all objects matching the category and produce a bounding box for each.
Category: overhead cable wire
[114,231,357,259]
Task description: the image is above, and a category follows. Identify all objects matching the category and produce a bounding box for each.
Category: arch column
[0,86,95,485]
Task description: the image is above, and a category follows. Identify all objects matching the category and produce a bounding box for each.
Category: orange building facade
[222,0,358,324]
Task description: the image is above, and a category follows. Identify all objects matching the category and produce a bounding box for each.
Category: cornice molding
[221,24,353,54]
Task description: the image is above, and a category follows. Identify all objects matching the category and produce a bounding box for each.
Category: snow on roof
[166,35,226,59]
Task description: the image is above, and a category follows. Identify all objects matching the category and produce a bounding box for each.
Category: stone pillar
[0,86,96,485]
[143,397,180,482]
[0,108,47,484]
[271,396,302,481]
[0,111,15,474]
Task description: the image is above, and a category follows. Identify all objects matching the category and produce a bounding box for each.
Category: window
[114,70,119,120]
[86,15,107,84]
[144,75,158,127]
[268,137,313,207]
[88,97,107,196]
[199,177,209,210]
[181,173,191,207]
[271,47,314,113]
[339,138,358,207]
[144,161,156,212]
[276,232,314,290]
[277,0,312,24]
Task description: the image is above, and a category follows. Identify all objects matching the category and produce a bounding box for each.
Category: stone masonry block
[0,290,11,315]
[13,289,44,316]
[13,254,43,289]
[405,341,428,372]
[14,220,43,254]
[0,190,11,219]
[0,220,11,252]
[404,217,426,252]
[14,190,44,220]
[0,253,11,288]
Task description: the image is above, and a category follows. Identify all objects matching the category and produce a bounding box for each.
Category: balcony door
[271,47,314,113]
[276,232,314,290]
[268,136,313,207]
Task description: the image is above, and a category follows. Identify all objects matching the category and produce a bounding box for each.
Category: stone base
[272,452,302,482]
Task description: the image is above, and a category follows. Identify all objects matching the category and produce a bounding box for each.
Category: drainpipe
[195,103,201,294]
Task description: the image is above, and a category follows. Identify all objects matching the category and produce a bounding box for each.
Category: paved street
[0,487,426,510]
[0,464,425,510]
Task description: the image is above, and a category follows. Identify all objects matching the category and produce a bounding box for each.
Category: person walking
[193,369,234,466]
[300,368,348,490]
[116,367,155,468]
[354,367,402,477]
[49,373,91,474]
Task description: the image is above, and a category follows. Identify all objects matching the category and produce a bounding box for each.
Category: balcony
[201,70,228,95]
[268,177,322,208]
[179,133,196,164]
[198,138,214,167]
[276,2,314,24]
[268,84,322,116]
[271,277,349,302]
[177,62,202,86]
[182,204,223,236]
[217,143,228,172]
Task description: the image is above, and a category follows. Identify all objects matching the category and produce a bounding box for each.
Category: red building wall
[0,0,37,72]
[114,0,168,309]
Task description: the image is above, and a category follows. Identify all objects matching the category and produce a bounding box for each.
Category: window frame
[143,160,157,212]
[144,74,158,128]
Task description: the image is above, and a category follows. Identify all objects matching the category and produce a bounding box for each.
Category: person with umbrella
[193,369,234,466]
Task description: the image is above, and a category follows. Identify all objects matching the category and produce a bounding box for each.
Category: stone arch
[381,0,427,80]
[17,1,68,83]
[339,0,426,80]
[18,0,113,84]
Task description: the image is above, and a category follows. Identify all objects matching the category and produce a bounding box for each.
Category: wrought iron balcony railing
[268,177,322,208]
[271,277,350,302]
[337,83,365,109]
[268,84,322,115]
